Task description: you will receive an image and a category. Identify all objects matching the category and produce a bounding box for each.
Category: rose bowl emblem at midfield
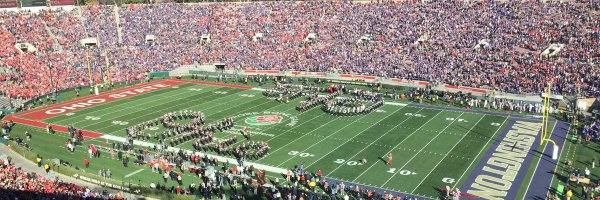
[245,115,284,126]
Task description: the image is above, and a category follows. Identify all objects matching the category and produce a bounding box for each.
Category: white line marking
[275,109,377,167]
[256,113,344,161]
[381,112,465,187]
[124,169,144,178]
[53,84,208,124]
[410,114,486,193]
[99,89,265,134]
[451,117,509,188]
[75,86,221,128]
[306,107,412,170]
[384,102,407,106]
[349,109,445,181]
[323,107,427,176]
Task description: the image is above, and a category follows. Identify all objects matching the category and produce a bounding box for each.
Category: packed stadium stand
[0,1,598,199]
[0,1,598,104]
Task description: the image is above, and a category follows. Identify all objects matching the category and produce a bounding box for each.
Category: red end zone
[7,79,252,139]
[19,80,185,120]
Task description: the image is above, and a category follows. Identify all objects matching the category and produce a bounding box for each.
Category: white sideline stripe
[124,169,144,178]
[384,102,407,106]
[99,135,287,174]
[409,114,485,193]
[451,117,509,188]
[251,88,266,91]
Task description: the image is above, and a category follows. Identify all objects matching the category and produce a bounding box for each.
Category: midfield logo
[233,111,298,127]
[245,115,284,126]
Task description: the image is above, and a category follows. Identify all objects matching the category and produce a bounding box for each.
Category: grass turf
[10,81,526,198]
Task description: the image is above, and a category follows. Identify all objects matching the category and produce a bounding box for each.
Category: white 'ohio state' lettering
[42,83,172,115]
[86,99,106,104]
[153,84,170,88]
[62,102,92,110]
[109,94,127,98]
[44,99,106,115]
[46,109,67,115]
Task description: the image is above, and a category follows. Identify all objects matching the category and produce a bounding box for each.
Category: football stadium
[0,0,598,200]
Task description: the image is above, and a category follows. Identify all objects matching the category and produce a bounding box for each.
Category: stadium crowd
[582,118,600,142]
[0,158,124,200]
[0,1,597,105]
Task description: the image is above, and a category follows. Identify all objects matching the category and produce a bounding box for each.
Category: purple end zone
[523,120,569,199]
[459,119,568,199]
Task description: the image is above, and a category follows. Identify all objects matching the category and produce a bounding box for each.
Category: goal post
[540,82,558,160]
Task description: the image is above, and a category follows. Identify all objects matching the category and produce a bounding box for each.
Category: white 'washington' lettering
[467,121,541,200]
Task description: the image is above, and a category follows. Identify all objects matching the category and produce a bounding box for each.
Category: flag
[242,126,247,135]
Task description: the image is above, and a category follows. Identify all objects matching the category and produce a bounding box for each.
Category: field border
[4,79,567,199]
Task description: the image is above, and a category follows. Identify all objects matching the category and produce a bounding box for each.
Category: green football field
[9,80,527,198]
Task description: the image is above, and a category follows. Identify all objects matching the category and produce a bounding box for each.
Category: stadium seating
[0,160,123,199]
[0,1,597,103]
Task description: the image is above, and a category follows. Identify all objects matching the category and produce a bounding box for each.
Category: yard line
[124,169,144,178]
[55,85,214,127]
[275,107,385,167]
[349,109,444,181]
[99,89,267,133]
[451,117,509,189]
[308,106,413,170]
[77,86,222,128]
[50,84,202,124]
[101,87,302,136]
[194,97,314,147]
[381,112,465,187]
[255,112,344,161]
[174,97,307,148]
[99,133,288,174]
[261,113,327,144]
[409,114,486,193]
[318,106,423,175]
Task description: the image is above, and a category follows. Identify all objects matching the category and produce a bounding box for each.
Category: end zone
[459,119,567,199]
[5,79,252,140]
